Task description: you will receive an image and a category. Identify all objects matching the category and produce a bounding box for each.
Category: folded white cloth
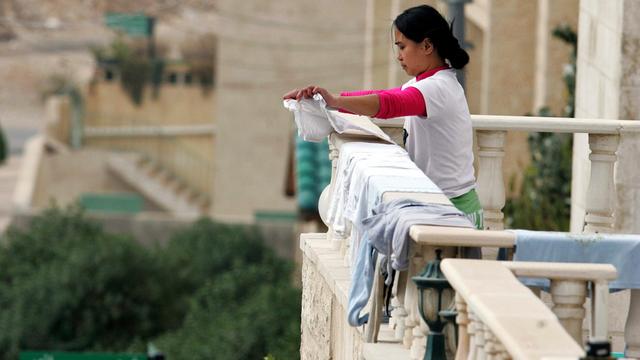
[283,94,393,143]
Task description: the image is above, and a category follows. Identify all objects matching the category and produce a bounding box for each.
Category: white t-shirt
[402,68,476,198]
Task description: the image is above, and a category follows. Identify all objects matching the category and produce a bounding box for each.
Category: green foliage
[119,57,152,106]
[154,219,301,360]
[0,206,168,358]
[0,208,300,360]
[91,34,216,105]
[504,25,577,231]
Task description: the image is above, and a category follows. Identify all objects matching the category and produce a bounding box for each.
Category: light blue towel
[512,230,640,290]
[347,234,377,327]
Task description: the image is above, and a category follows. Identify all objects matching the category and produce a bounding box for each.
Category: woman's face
[394,28,432,77]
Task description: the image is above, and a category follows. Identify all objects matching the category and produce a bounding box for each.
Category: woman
[283,5,483,232]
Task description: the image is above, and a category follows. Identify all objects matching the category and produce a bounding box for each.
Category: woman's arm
[283,85,426,119]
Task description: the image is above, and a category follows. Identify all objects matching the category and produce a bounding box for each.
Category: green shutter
[295,136,331,211]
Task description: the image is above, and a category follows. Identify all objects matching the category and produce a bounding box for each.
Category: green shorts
[449,189,484,230]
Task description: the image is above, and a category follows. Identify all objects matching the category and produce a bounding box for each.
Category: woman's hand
[282,85,339,108]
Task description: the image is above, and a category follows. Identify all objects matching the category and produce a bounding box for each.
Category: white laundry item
[327,144,401,228]
[343,159,423,222]
[327,143,408,235]
[283,94,394,143]
[283,96,333,142]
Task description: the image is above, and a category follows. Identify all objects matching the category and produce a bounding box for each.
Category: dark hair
[394,5,469,69]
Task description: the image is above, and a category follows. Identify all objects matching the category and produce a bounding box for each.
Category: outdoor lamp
[412,249,454,360]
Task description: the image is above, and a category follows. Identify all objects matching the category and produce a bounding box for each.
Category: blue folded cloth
[512,230,640,290]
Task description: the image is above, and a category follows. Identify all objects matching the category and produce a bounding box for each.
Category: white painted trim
[83,124,217,138]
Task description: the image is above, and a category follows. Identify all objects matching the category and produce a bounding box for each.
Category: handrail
[441,259,585,360]
[471,114,640,134]
[372,114,640,134]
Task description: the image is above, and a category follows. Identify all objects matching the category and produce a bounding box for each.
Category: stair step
[106,154,206,217]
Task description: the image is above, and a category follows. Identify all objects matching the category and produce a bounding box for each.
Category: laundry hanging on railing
[512,230,640,290]
[347,198,474,327]
[326,142,409,236]
[283,94,393,143]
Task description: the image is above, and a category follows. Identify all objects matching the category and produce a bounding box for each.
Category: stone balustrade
[441,259,595,360]
[300,114,640,359]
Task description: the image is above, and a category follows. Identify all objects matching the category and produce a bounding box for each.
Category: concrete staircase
[106,153,210,217]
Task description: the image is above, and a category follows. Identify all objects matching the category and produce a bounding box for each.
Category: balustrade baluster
[455,293,470,360]
[583,134,619,233]
[550,280,587,343]
[494,340,509,360]
[625,290,640,358]
[404,254,423,348]
[475,319,486,360]
[391,270,409,341]
[467,310,478,360]
[476,130,506,230]
[484,325,498,360]
[327,138,344,250]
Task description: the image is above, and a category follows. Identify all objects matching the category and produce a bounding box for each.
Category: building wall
[572,1,640,349]
[33,148,161,211]
[81,80,216,197]
[572,0,640,233]
[85,80,215,127]
[212,0,368,222]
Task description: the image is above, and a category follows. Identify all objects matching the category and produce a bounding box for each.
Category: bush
[154,219,301,360]
[0,208,301,359]
[0,207,168,358]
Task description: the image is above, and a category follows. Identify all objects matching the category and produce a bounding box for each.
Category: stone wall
[301,257,333,360]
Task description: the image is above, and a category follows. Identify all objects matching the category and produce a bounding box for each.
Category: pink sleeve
[340,88,402,97]
[374,87,426,119]
[337,88,404,114]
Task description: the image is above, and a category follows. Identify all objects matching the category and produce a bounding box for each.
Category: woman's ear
[423,39,434,55]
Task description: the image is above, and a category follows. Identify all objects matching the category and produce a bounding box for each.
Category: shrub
[0,206,168,358]
[0,209,301,359]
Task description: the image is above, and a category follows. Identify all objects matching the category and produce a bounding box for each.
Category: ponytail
[394,5,469,69]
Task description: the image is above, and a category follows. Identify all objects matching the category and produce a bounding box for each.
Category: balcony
[299,114,640,360]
